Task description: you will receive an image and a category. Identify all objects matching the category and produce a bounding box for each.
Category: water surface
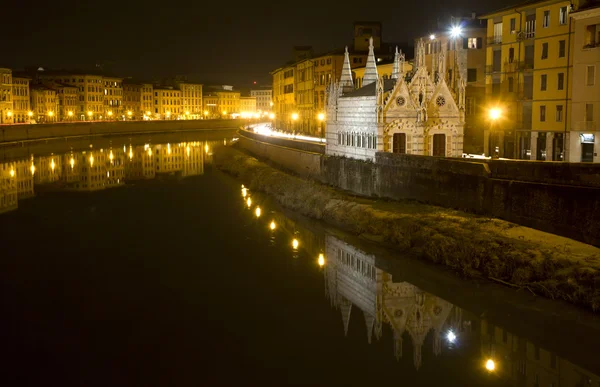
[0,132,599,386]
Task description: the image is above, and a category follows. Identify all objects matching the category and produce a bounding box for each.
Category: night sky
[4,0,516,88]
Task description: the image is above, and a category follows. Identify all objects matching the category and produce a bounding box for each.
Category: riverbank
[0,119,239,144]
[214,145,600,312]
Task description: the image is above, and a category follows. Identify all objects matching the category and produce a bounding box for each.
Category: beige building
[202,94,219,118]
[38,72,104,121]
[31,85,58,123]
[153,87,182,119]
[569,5,600,162]
[11,76,30,123]
[202,86,240,118]
[0,161,18,214]
[53,83,78,121]
[123,82,142,119]
[182,142,204,177]
[0,68,14,124]
[141,83,153,118]
[240,96,257,115]
[250,87,272,112]
[176,82,203,119]
[104,76,123,119]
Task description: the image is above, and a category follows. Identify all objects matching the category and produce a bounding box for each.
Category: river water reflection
[0,132,599,386]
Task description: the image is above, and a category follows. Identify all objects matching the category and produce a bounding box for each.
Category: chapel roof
[341,78,396,98]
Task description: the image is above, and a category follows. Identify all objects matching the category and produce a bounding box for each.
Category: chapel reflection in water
[322,234,600,385]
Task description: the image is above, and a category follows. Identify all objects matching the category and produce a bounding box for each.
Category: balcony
[523,20,536,39]
[487,36,502,45]
[573,121,598,131]
[486,64,502,74]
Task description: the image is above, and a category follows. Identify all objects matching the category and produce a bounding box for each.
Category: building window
[509,47,515,63]
[466,97,475,116]
[541,42,548,59]
[541,74,547,91]
[559,6,568,25]
[467,37,482,49]
[508,77,514,92]
[586,103,594,121]
[587,65,596,85]
[467,69,477,82]
[585,24,598,47]
[510,18,516,32]
[543,10,550,28]
[558,40,566,57]
[557,73,564,90]
[540,105,546,122]
[556,105,563,121]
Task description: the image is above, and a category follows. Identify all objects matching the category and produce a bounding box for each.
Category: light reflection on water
[0,137,230,215]
[240,185,600,386]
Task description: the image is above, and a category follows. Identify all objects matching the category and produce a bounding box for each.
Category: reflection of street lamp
[488,107,502,158]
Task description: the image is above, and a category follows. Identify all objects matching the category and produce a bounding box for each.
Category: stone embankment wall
[0,119,239,144]
[236,131,600,247]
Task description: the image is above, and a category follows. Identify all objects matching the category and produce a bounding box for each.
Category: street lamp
[48,111,54,122]
[429,34,436,40]
[488,107,503,158]
[7,111,12,118]
[317,112,325,137]
[68,111,73,119]
[127,111,132,119]
[107,110,113,119]
[87,111,93,121]
[291,112,299,134]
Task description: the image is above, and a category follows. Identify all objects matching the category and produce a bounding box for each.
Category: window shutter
[476,37,483,49]
[463,38,468,49]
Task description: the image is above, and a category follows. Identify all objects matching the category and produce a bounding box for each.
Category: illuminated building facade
[202,94,219,118]
[11,76,30,123]
[481,0,585,160]
[182,142,204,177]
[0,68,14,124]
[250,87,272,112]
[124,145,156,180]
[176,82,203,119]
[34,155,62,185]
[15,159,35,199]
[141,83,153,118]
[326,39,465,160]
[569,4,600,162]
[30,85,58,123]
[155,143,183,174]
[123,82,142,119]
[104,76,123,118]
[153,87,182,119]
[37,72,104,121]
[51,83,78,121]
[240,96,257,115]
[202,86,240,118]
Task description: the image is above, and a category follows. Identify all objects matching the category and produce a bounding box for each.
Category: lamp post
[488,107,502,158]
[291,112,299,135]
[317,112,325,137]
[27,111,33,124]
[87,111,93,121]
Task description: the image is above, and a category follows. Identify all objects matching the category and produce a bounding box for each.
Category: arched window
[338,132,342,145]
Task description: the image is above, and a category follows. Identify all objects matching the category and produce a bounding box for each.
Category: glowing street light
[292,238,299,250]
[489,107,502,121]
[291,113,299,121]
[268,113,275,120]
[7,111,12,117]
[27,111,33,118]
[255,206,262,218]
[269,220,276,230]
[48,111,54,117]
[87,111,93,118]
[429,34,436,40]
[447,330,457,343]
[146,111,151,116]
[317,112,325,121]
[318,253,325,267]
[450,25,462,38]
[107,111,113,117]
[246,197,252,208]
[127,111,132,117]
[9,168,15,178]
[242,187,247,197]
[485,359,496,372]
[68,111,73,117]
[30,162,35,175]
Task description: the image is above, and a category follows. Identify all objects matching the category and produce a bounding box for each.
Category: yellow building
[52,83,78,121]
[141,83,153,118]
[569,5,600,162]
[153,87,182,119]
[250,87,273,112]
[0,68,14,124]
[123,82,142,119]
[482,0,581,160]
[31,85,58,123]
[34,155,62,185]
[202,94,219,118]
[239,96,257,115]
[0,161,18,214]
[11,76,30,124]
[271,64,296,130]
[58,149,124,191]
[16,159,35,199]
[124,144,156,179]
[38,72,104,121]
[181,141,204,177]
[176,82,203,119]
[202,87,240,118]
[104,76,123,119]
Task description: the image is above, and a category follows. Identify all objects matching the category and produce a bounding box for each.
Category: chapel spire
[340,46,354,93]
[362,37,379,86]
[391,46,400,80]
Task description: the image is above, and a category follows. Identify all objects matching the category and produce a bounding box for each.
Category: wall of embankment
[236,130,600,247]
[0,119,240,144]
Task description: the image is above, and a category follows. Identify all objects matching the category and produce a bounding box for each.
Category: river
[0,131,599,386]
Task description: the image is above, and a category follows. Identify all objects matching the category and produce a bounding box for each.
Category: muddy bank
[214,146,600,312]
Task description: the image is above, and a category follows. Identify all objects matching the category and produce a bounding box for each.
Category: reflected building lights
[292,238,299,249]
[269,220,276,230]
[246,197,252,208]
[318,253,325,267]
[255,206,261,218]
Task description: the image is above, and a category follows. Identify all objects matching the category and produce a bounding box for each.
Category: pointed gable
[427,79,460,119]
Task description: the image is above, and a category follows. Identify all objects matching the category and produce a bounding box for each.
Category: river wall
[236,131,600,247]
[0,119,240,144]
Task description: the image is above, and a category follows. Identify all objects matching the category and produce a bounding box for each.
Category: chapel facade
[326,37,465,161]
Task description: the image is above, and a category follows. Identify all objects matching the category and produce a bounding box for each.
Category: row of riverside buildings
[0,69,273,124]
[273,0,600,162]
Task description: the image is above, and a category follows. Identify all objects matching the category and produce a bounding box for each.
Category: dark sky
[4,0,515,89]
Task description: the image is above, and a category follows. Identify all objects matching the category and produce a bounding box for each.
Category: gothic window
[396,96,406,107]
[436,95,446,107]
[418,92,423,105]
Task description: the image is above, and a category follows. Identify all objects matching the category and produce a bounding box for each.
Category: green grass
[215,146,600,312]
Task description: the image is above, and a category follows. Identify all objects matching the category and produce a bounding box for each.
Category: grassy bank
[214,146,600,311]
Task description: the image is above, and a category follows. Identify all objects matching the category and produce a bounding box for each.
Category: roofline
[479,0,570,18]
